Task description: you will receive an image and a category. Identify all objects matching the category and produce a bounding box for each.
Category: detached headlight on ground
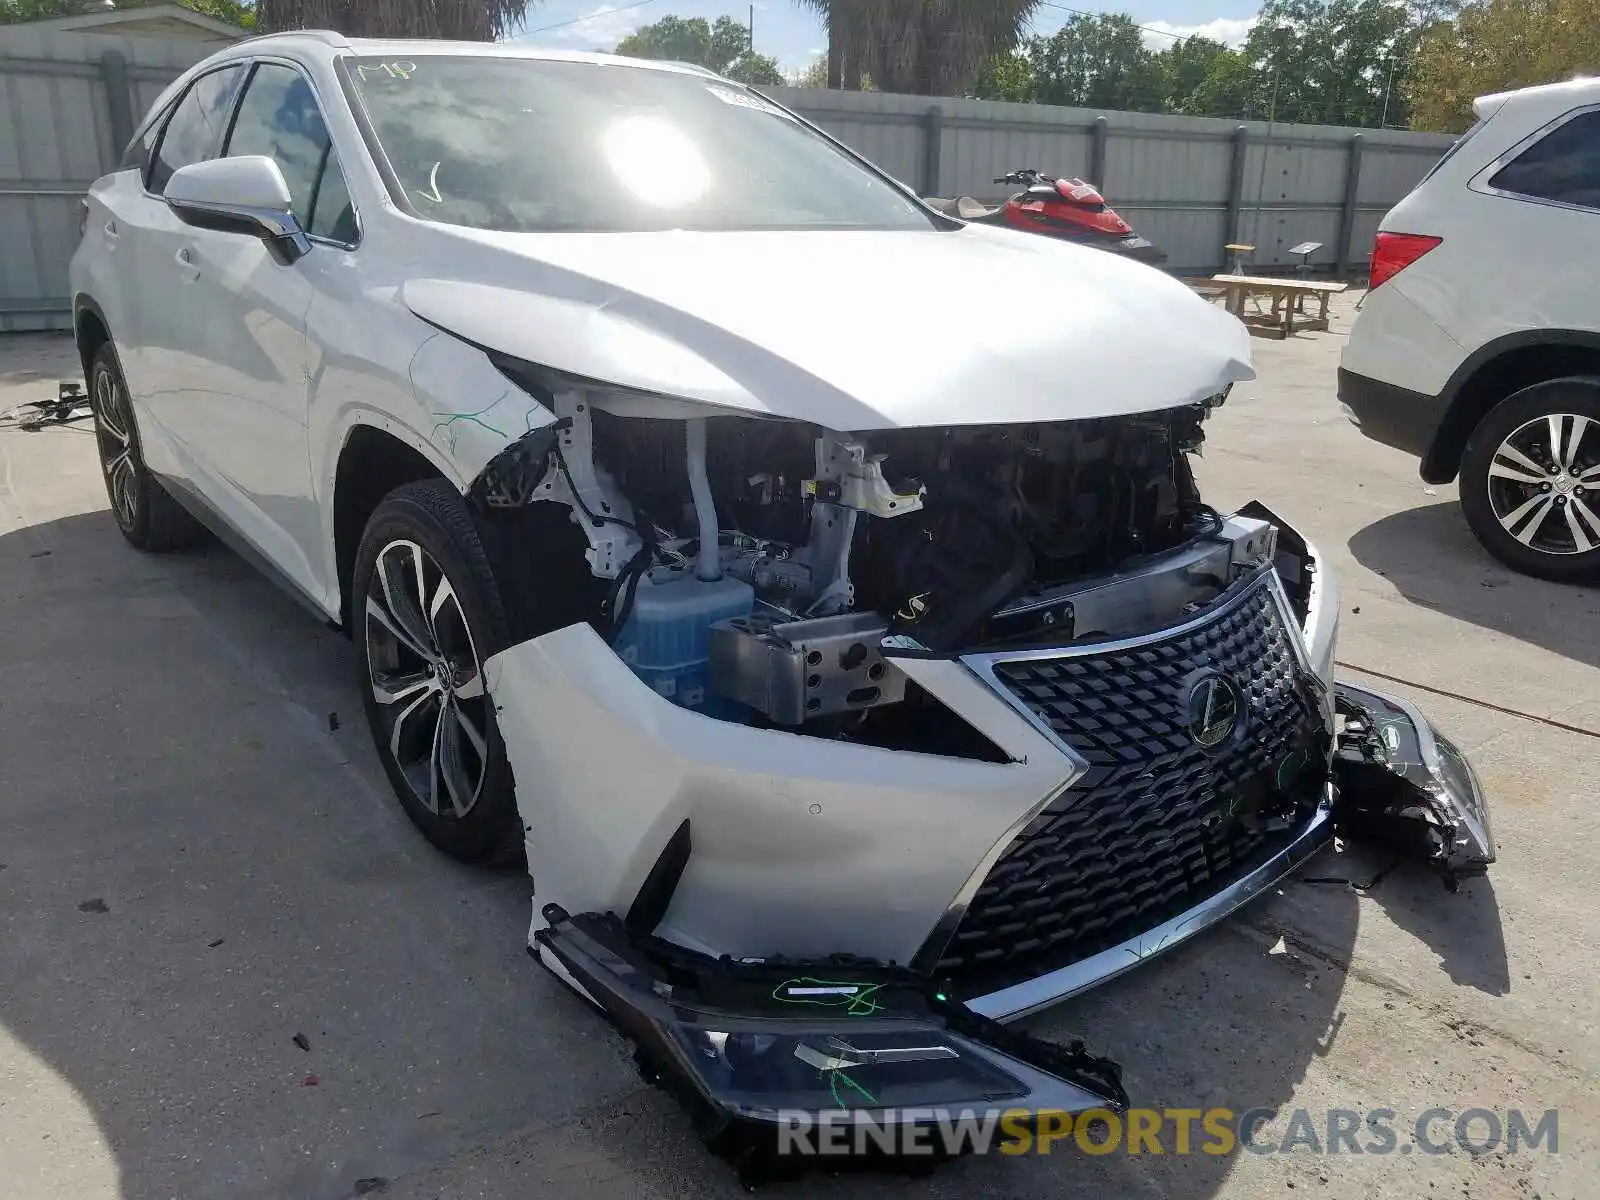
[1332,682,1496,885]
[535,909,1127,1185]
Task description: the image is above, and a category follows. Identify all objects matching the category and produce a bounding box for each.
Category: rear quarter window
[1488,108,1600,209]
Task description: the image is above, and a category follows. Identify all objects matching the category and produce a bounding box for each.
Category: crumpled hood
[400,224,1253,430]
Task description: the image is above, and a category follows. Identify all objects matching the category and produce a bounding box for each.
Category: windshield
[343,55,934,234]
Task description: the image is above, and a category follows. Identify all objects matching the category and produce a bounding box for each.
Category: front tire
[1460,378,1600,582]
[87,342,203,551]
[353,479,522,864]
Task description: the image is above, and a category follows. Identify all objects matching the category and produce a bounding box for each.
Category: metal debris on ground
[0,382,93,432]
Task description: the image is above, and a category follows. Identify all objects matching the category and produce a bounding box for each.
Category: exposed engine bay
[464,375,1495,1189]
[470,372,1276,741]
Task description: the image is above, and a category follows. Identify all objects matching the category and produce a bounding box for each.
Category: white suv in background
[1340,77,1600,581]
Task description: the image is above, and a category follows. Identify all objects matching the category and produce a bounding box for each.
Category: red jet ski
[927,168,1167,265]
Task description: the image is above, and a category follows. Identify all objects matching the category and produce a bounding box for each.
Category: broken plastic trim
[1331,682,1496,890]
[535,908,1127,1187]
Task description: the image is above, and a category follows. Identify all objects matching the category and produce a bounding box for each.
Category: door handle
[103,220,119,247]
[175,246,200,283]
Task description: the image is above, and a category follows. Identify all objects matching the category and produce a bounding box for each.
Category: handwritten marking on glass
[356,61,417,82]
[417,162,443,204]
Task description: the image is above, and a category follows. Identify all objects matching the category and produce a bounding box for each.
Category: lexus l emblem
[1188,674,1242,749]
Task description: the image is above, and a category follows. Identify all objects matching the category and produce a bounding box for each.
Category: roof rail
[656,59,722,78]
[233,28,350,49]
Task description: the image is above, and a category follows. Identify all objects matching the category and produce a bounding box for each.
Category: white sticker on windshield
[705,85,795,120]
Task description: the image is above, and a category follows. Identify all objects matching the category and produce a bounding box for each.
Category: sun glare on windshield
[602,115,711,207]
[346,55,935,233]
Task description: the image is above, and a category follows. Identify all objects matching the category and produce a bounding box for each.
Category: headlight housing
[1332,682,1495,883]
[536,908,1127,1184]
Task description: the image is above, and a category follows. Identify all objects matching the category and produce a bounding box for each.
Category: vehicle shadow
[0,509,630,1200]
[0,506,1390,1199]
[1294,841,1509,996]
[1347,500,1600,673]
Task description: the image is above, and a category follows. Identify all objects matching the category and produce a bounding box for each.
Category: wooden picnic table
[1208,274,1349,339]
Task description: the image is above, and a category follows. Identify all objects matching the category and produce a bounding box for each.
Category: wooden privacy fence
[0,28,1457,332]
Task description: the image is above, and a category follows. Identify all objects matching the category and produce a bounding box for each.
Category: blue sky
[510,0,1261,76]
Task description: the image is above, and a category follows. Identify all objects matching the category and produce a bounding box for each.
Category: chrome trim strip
[1264,568,1317,679]
[908,765,1089,975]
[925,566,1327,982]
[957,565,1278,756]
[966,796,1337,1022]
[962,563,1276,670]
[1468,102,1600,216]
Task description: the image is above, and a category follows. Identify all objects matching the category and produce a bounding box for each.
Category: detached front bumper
[488,509,1492,1024]
[534,673,1494,1181]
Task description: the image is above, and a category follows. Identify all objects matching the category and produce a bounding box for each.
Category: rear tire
[87,342,203,552]
[353,479,522,864]
[1460,377,1600,582]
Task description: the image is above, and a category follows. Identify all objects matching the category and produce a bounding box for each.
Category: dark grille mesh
[940,580,1327,994]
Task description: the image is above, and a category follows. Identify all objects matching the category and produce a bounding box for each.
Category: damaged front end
[536,906,1127,1187]
[455,353,1495,1182]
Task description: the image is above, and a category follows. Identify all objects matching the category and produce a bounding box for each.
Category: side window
[146,66,245,194]
[225,63,355,241]
[1488,110,1600,210]
[309,156,357,244]
[121,101,173,175]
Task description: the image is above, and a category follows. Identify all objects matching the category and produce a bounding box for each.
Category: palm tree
[256,0,527,39]
[799,0,1041,95]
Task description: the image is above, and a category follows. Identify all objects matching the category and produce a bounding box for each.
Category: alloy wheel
[363,538,491,818]
[91,366,140,533]
[1485,412,1600,556]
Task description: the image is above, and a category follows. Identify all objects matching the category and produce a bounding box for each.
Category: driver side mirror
[163,156,311,265]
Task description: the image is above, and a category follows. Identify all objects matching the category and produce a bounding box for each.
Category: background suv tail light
[1369,232,1442,290]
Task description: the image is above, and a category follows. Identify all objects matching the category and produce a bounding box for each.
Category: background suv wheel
[1460,377,1600,582]
[353,479,522,864]
[87,342,203,551]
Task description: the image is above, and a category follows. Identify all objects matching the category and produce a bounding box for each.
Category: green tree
[791,54,830,87]
[615,14,782,84]
[1411,0,1600,131]
[1154,35,1238,114]
[1241,0,1418,126]
[2,0,255,25]
[1024,13,1164,111]
[1177,42,1258,117]
[791,51,874,89]
[971,50,1036,101]
[799,0,1042,96]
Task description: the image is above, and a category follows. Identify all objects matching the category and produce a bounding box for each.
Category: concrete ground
[0,294,1594,1199]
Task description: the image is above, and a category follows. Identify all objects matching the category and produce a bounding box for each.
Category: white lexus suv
[70,33,1493,1169]
[1341,77,1600,581]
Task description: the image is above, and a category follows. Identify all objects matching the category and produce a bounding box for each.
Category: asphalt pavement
[1,295,1595,1199]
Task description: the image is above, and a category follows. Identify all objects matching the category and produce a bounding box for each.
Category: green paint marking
[428,392,517,449]
[828,1068,878,1109]
[773,978,885,1016]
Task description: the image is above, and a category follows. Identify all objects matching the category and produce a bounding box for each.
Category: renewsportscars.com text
[774,1106,1560,1158]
